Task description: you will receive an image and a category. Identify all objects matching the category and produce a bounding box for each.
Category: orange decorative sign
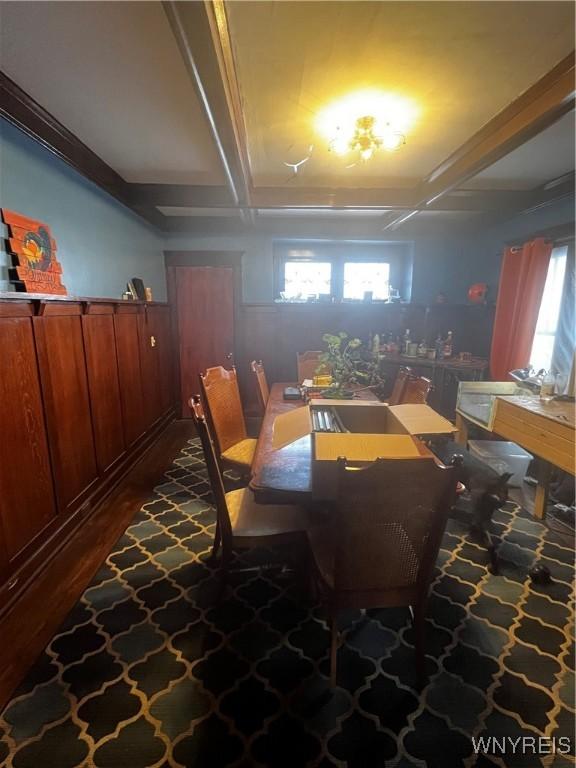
[1,209,67,295]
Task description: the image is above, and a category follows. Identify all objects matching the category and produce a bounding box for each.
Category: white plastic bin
[468,440,533,488]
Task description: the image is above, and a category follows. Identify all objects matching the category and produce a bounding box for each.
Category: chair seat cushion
[225,488,309,538]
[221,438,257,469]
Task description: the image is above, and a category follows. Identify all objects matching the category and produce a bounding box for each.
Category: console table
[491,395,575,519]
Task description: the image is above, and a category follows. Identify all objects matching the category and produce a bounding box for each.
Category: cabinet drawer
[492,398,574,475]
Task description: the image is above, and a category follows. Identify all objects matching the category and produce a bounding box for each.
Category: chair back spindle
[388,367,412,405]
[251,360,270,414]
[189,395,233,551]
[401,376,433,405]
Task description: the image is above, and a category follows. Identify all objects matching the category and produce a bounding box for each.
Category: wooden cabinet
[139,307,162,428]
[0,306,57,568]
[82,305,126,473]
[114,305,146,447]
[34,305,99,514]
[0,295,174,615]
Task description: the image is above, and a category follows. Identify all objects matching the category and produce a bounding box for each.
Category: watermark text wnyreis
[472,736,572,756]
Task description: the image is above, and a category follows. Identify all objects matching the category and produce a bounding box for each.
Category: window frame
[275,251,393,302]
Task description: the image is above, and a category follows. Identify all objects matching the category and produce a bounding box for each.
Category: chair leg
[330,613,338,688]
[209,521,221,563]
[413,602,426,689]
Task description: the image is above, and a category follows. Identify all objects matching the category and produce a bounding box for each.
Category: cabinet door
[0,314,57,565]
[114,308,146,447]
[138,308,162,429]
[34,309,99,514]
[82,308,126,473]
[156,307,174,415]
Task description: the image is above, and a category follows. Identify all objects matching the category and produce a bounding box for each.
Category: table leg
[533,461,552,520]
[455,413,469,447]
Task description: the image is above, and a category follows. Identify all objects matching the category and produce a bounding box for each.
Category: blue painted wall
[0,119,166,299]
[164,231,497,305]
[2,117,572,306]
[466,196,575,297]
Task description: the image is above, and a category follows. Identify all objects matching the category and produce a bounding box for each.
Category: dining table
[249,382,378,503]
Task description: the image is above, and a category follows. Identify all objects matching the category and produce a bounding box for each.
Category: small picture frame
[131,277,146,300]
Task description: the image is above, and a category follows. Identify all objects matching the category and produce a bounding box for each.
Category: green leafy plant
[318,332,386,398]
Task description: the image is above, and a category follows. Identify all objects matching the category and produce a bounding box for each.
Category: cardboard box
[272,399,456,498]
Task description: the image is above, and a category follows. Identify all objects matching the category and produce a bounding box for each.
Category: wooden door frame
[165,251,243,418]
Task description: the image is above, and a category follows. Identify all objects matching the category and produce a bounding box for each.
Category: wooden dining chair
[189,395,309,570]
[308,455,455,687]
[401,375,433,405]
[388,366,412,405]
[297,351,330,383]
[200,366,256,474]
[251,360,270,415]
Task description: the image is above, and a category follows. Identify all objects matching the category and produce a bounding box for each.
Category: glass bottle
[540,370,556,400]
[443,331,453,359]
[403,329,411,355]
[435,334,444,360]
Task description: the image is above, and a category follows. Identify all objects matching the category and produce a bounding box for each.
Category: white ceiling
[227,0,575,187]
[0,0,573,223]
[0,1,225,184]
[465,110,575,190]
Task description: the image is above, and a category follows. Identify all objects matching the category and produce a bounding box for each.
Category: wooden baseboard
[0,419,195,709]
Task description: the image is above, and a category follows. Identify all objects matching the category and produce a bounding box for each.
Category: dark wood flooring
[0,419,195,709]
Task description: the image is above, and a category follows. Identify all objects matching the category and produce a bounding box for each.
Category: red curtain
[490,237,552,380]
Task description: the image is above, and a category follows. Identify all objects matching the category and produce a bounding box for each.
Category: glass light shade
[381,131,404,151]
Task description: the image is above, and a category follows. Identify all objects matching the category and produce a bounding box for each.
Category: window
[282,260,332,299]
[274,242,409,302]
[530,245,568,372]
[343,261,390,301]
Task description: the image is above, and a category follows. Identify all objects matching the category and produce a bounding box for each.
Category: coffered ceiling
[227,0,574,188]
[0,0,574,233]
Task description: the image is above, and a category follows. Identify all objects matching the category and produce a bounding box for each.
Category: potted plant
[317,332,386,399]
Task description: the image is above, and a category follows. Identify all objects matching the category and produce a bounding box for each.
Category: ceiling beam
[0,71,165,230]
[129,182,551,213]
[128,183,234,208]
[163,0,253,221]
[421,52,575,205]
[383,52,575,230]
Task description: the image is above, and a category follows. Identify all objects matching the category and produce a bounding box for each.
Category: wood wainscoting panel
[0,315,57,565]
[114,306,146,446]
[82,308,126,474]
[33,313,99,514]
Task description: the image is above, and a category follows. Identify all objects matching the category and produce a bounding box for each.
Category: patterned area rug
[1,438,574,768]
